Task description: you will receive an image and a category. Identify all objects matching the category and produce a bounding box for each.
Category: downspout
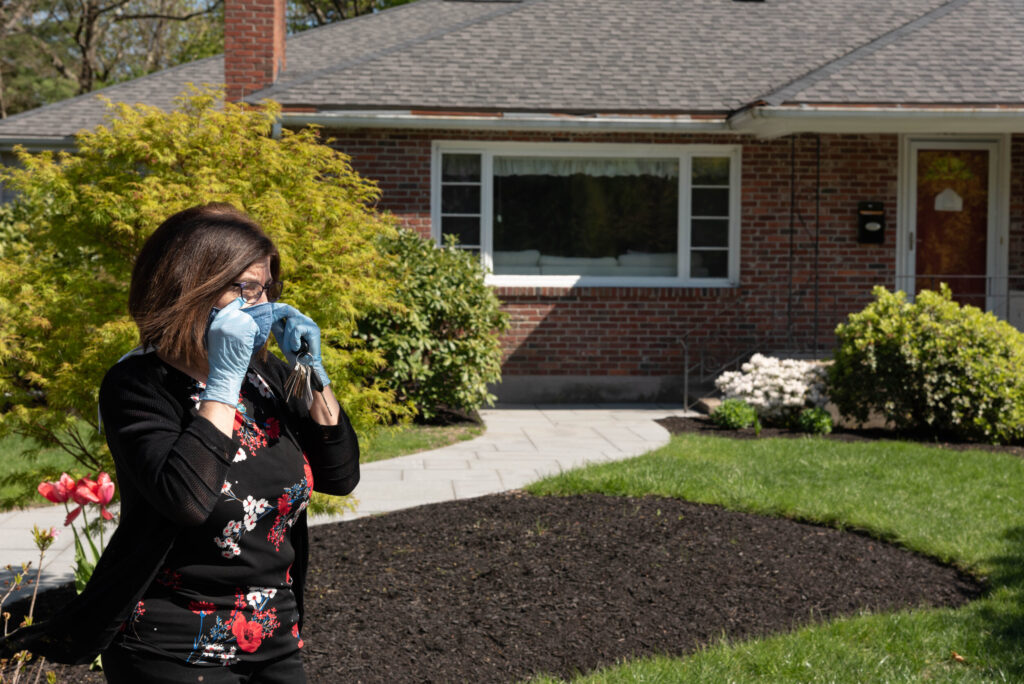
[813,134,821,356]
[787,135,795,347]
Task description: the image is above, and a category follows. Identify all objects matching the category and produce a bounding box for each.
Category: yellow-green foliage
[0,86,404,507]
[830,284,1024,444]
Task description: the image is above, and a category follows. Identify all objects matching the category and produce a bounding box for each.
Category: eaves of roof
[278,104,1024,139]
[0,136,75,150]
[730,104,1024,138]
[6,103,1023,152]
[277,109,731,134]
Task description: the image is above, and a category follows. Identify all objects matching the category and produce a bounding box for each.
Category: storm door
[906,141,1000,311]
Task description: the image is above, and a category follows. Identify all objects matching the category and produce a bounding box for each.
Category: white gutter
[0,137,76,152]
[278,110,731,134]
[730,105,1024,138]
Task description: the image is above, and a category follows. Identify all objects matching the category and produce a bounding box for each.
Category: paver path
[1,405,694,601]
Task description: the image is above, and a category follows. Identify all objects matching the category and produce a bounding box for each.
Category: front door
[912,145,992,309]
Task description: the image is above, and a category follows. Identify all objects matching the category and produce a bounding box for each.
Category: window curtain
[494,157,679,179]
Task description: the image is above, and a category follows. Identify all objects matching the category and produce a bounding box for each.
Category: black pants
[102,644,306,684]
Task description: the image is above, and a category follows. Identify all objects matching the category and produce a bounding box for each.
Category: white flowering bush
[715,354,828,423]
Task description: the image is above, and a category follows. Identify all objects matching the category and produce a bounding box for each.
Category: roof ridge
[756,0,974,107]
[248,0,540,103]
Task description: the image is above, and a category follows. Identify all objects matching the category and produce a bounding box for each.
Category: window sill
[485,274,738,288]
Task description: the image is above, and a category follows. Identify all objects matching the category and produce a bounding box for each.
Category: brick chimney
[224,0,286,102]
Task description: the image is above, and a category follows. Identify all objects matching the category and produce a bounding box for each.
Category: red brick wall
[323,129,905,379]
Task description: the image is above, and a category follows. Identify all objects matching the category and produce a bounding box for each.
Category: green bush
[793,407,833,435]
[356,231,509,421]
[710,399,758,430]
[0,87,401,509]
[829,285,1024,444]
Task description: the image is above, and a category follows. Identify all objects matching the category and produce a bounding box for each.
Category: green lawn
[525,434,1024,683]
[0,432,85,506]
[360,422,484,464]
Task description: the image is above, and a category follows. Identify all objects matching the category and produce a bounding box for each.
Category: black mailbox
[857,201,885,244]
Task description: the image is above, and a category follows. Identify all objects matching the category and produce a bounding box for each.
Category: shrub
[794,407,833,435]
[356,231,510,421]
[829,285,1024,444]
[710,399,758,430]
[715,354,828,425]
[0,86,401,508]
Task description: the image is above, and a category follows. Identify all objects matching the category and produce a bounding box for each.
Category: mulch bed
[15,491,982,683]
[658,414,1024,457]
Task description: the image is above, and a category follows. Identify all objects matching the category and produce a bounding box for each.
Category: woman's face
[213,256,273,309]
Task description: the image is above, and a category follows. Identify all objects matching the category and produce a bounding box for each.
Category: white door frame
[897,134,1011,316]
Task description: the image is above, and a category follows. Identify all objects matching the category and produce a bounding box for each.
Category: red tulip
[68,473,116,521]
[64,506,82,526]
[95,472,115,520]
[71,476,99,505]
[37,473,75,504]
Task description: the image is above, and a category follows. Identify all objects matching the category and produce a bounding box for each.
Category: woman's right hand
[201,297,258,407]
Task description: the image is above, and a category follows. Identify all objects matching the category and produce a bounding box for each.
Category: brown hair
[129,203,279,368]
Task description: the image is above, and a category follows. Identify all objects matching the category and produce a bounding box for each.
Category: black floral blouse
[115,370,311,665]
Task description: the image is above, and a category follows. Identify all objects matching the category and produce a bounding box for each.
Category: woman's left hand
[271,304,330,387]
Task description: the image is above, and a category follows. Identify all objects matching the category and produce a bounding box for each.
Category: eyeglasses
[233,279,284,304]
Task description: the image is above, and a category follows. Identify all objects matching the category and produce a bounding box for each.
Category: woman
[3,203,359,683]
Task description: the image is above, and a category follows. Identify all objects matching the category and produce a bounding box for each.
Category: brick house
[2,0,1023,402]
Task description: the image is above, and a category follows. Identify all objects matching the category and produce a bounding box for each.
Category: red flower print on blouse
[189,600,215,616]
[155,568,182,590]
[231,614,264,653]
[234,411,268,452]
[303,456,314,491]
[265,417,280,440]
[292,623,303,649]
[277,494,291,517]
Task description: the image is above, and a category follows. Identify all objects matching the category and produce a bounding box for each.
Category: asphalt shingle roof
[259,0,954,112]
[0,0,1020,142]
[0,57,222,141]
[781,0,1024,105]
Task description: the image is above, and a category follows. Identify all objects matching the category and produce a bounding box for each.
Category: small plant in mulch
[710,399,759,430]
[793,407,833,435]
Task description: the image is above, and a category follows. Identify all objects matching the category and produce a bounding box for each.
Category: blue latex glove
[202,298,259,406]
[271,303,330,387]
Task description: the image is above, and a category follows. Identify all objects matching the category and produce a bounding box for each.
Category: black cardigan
[1,352,359,665]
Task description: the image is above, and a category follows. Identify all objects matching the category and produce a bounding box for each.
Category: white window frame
[431,141,742,288]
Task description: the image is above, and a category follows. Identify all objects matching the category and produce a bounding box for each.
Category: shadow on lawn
[973,525,1024,677]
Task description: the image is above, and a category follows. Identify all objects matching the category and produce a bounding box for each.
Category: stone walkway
[1,404,695,603]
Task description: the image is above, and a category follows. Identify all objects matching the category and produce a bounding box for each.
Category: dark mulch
[658,414,1024,457]
[18,492,981,683]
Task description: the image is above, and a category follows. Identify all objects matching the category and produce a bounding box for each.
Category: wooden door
[914,148,989,309]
